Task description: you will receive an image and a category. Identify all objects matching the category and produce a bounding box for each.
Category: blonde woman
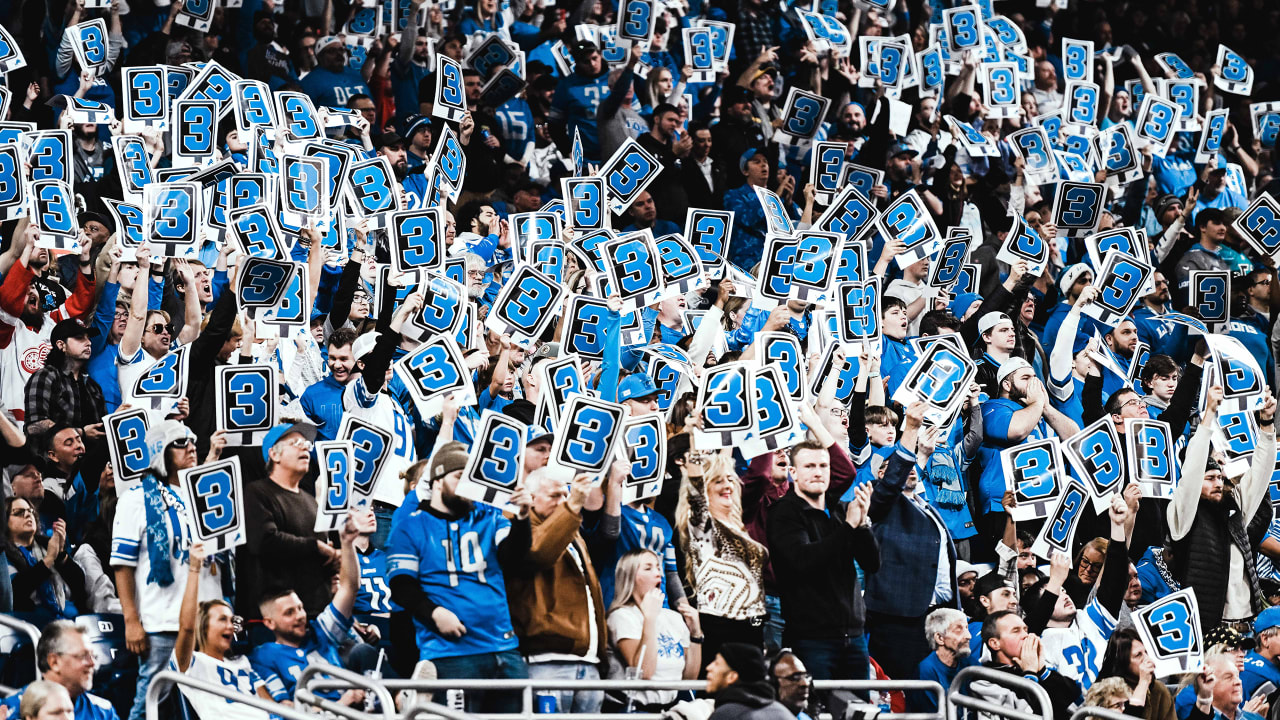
[676,450,769,664]
[646,66,688,114]
[18,680,74,720]
[606,549,703,712]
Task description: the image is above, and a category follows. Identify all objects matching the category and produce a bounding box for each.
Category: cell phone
[1253,682,1276,701]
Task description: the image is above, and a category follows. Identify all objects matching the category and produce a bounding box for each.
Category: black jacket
[765,488,879,638]
[709,682,794,720]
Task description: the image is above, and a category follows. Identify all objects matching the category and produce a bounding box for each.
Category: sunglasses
[148,323,174,336]
[169,437,193,449]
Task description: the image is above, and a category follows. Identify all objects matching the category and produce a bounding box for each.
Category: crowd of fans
[3,0,1280,718]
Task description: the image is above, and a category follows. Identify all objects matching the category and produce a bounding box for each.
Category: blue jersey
[0,688,118,720]
[594,504,680,608]
[300,374,347,442]
[299,67,371,108]
[549,72,612,161]
[976,398,1050,513]
[1132,306,1189,361]
[493,98,536,159]
[387,503,520,660]
[355,547,395,614]
[1241,651,1280,699]
[249,603,352,702]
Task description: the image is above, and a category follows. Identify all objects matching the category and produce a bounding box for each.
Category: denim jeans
[431,650,529,714]
[788,632,869,682]
[763,594,784,655]
[371,503,397,550]
[128,631,177,720]
[526,661,604,713]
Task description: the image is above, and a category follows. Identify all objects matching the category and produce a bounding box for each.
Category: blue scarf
[18,545,77,619]
[142,472,186,587]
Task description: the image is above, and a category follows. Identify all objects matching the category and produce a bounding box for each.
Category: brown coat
[504,503,608,659]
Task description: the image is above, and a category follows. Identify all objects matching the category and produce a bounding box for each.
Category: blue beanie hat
[949,292,982,318]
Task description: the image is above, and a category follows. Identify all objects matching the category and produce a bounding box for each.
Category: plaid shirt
[24,362,106,430]
[735,2,779,67]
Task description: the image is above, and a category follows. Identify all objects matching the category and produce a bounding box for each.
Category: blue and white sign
[180,457,246,552]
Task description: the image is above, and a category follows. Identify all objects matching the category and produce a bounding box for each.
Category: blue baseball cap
[889,140,918,158]
[1256,607,1280,635]
[261,422,318,464]
[618,374,660,402]
[738,147,767,174]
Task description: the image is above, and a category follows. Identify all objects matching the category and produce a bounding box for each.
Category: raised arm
[1168,386,1221,540]
[331,509,373,619]
[119,244,155,359]
[173,542,209,673]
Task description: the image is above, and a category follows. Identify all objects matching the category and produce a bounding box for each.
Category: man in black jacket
[973,610,1080,718]
[766,440,878,688]
[706,643,793,720]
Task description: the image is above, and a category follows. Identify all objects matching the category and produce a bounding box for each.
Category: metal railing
[948,666,1053,720]
[1070,707,1135,720]
[294,662,399,719]
[300,675,949,720]
[146,669,314,720]
[0,614,42,684]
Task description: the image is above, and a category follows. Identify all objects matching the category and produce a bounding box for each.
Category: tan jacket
[504,503,608,659]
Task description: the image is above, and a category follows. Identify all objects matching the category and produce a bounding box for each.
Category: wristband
[689,636,705,644]
[78,259,92,267]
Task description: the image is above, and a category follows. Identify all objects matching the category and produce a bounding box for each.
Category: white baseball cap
[996,357,1033,386]
[978,311,1013,336]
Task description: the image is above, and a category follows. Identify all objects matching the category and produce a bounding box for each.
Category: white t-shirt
[172,651,270,720]
[109,482,222,633]
[607,605,689,707]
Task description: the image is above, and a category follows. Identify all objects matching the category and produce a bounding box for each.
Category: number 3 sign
[180,457,247,552]
[214,365,278,446]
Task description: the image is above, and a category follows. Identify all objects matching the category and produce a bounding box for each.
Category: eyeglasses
[828,407,849,418]
[114,309,129,318]
[288,438,314,451]
[1121,397,1148,409]
[1153,279,1170,288]
[778,672,811,683]
[9,508,35,518]
[467,270,487,280]
[352,295,371,305]
[169,437,193,449]
[1079,558,1105,572]
[148,323,174,336]
[57,650,96,664]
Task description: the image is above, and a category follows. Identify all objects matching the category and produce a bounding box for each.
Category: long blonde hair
[675,452,767,587]
[196,599,233,653]
[609,549,661,614]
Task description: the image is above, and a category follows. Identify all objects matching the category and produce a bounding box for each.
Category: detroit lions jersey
[248,603,352,702]
[344,373,416,506]
[355,546,395,614]
[493,98,536,160]
[595,504,679,608]
[1040,597,1117,690]
[549,73,612,160]
[387,502,520,660]
[0,686,119,720]
[171,652,269,720]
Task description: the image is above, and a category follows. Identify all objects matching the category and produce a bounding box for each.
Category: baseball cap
[973,571,1013,599]
[374,131,406,150]
[1059,263,1092,292]
[315,35,346,55]
[569,40,599,60]
[49,319,96,346]
[261,422,318,464]
[1255,607,1280,635]
[722,85,753,107]
[738,147,767,174]
[955,560,980,580]
[618,373,660,402]
[977,311,1013,336]
[996,357,1033,387]
[747,64,779,84]
[530,342,560,363]
[889,140,919,158]
[1206,623,1257,651]
[79,210,113,232]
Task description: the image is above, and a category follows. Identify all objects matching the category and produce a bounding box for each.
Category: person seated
[0,620,120,719]
[249,509,377,709]
[4,496,88,622]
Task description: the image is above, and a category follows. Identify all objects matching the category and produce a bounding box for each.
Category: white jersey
[116,346,177,414]
[343,374,415,506]
[1040,597,1117,690]
[0,310,54,427]
[171,651,270,720]
[109,482,222,633]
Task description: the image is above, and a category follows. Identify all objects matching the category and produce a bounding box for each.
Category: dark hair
[1017,530,1034,548]
[981,610,1019,652]
[258,588,297,615]
[653,102,680,119]
[2,495,39,546]
[345,93,373,108]
[882,296,908,314]
[328,327,359,351]
[457,199,495,233]
[920,309,961,336]
[1196,207,1225,229]
[1097,627,1144,687]
[1104,388,1138,416]
[1139,354,1180,392]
